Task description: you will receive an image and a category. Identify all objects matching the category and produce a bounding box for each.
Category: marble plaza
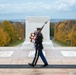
[0,47,76,75]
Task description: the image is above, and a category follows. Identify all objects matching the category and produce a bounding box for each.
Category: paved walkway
[0,47,76,75]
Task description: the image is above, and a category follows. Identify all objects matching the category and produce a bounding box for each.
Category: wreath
[29,33,35,42]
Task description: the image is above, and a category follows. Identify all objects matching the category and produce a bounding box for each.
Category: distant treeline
[0,20,25,46]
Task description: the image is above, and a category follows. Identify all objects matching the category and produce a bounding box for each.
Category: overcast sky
[0,0,76,19]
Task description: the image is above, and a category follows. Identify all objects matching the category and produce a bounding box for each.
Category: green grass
[53,40,70,47]
[7,40,24,46]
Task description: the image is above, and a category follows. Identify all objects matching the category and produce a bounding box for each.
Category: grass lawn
[8,40,24,46]
[53,40,70,47]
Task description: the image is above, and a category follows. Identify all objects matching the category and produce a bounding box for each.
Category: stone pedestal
[21,16,54,49]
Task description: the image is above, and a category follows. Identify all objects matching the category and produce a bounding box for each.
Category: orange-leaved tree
[0,27,10,46]
[1,20,18,42]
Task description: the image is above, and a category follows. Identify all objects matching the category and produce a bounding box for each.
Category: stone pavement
[0,47,76,75]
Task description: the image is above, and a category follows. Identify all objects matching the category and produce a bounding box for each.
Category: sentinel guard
[28,20,49,67]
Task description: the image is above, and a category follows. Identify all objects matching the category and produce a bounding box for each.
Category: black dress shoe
[42,64,48,67]
[28,63,35,67]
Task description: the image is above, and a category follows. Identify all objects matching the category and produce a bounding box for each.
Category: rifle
[39,19,49,33]
[30,19,49,42]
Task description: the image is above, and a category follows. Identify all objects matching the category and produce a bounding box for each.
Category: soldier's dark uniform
[29,29,48,67]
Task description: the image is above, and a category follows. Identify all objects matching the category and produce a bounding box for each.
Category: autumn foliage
[0,27,10,46]
[0,20,24,46]
[15,22,24,40]
[54,20,76,46]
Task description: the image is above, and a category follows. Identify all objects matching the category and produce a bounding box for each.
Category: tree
[1,20,18,42]
[54,20,76,46]
[50,22,55,39]
[71,25,76,46]
[0,27,10,46]
[15,22,24,40]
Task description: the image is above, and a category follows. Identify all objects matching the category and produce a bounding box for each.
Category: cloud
[55,0,76,11]
[0,2,52,14]
[0,3,52,14]
[0,0,76,14]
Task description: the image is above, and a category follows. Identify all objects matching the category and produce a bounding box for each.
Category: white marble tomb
[21,16,54,49]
